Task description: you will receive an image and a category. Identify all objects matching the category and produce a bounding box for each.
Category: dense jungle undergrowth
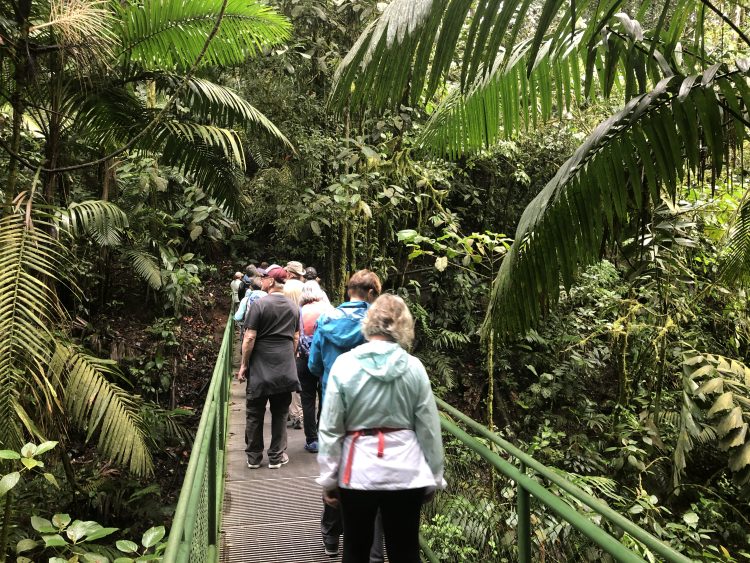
[2,0,750,561]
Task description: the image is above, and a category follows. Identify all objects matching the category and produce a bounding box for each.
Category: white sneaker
[246,460,261,469]
[268,454,289,469]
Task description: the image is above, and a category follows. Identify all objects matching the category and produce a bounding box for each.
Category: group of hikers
[230,262,445,562]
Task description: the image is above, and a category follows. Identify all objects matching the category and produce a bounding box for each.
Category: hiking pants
[339,488,424,563]
[244,392,291,465]
[296,354,321,443]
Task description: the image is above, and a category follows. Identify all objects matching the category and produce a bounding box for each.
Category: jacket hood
[317,301,369,348]
[353,341,409,382]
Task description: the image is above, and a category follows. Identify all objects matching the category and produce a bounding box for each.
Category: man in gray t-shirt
[237,266,300,469]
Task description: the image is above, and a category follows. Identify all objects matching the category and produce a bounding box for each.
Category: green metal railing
[163,316,234,563]
[164,315,689,562]
[426,398,692,563]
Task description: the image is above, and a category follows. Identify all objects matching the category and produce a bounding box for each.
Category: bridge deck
[220,373,337,562]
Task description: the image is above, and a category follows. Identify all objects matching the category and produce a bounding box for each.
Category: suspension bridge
[160,317,691,562]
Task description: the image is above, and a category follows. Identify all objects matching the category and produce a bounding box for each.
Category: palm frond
[481,66,749,339]
[55,343,153,476]
[60,200,129,247]
[151,121,247,216]
[117,0,291,71]
[0,215,69,449]
[31,0,116,62]
[419,33,584,157]
[123,249,163,290]
[75,90,248,214]
[155,75,293,150]
[720,198,750,285]
[73,86,149,148]
[331,0,696,118]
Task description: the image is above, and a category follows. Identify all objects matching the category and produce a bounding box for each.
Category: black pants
[339,488,425,563]
[296,354,321,443]
[244,392,291,465]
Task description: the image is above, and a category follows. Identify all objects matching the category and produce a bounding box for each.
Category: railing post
[517,462,531,563]
[207,401,218,548]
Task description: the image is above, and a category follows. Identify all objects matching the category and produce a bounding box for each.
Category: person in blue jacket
[308,269,382,558]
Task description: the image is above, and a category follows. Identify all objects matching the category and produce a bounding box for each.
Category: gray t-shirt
[243,293,300,398]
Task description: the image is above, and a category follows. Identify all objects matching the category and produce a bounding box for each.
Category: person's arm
[316,356,348,501]
[237,302,261,381]
[307,324,324,377]
[412,357,446,491]
[237,329,256,382]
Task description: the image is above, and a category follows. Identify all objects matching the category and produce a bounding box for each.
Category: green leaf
[15,538,37,554]
[83,553,109,563]
[0,450,20,460]
[729,441,750,472]
[34,441,58,456]
[682,511,699,525]
[85,526,119,542]
[696,377,723,395]
[707,392,735,417]
[44,473,60,489]
[116,540,139,554]
[189,226,203,241]
[141,526,165,548]
[0,472,20,496]
[20,458,41,470]
[717,407,744,438]
[42,534,68,548]
[52,514,71,529]
[20,443,36,458]
[31,516,56,533]
[66,520,101,543]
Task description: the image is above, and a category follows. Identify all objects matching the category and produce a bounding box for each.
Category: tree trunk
[6,0,32,201]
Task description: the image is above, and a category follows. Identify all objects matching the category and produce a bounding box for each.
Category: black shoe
[323,538,339,556]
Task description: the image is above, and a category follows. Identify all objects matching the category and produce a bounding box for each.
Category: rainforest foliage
[1,0,750,561]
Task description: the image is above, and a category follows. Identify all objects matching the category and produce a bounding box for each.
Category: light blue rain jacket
[317,340,445,491]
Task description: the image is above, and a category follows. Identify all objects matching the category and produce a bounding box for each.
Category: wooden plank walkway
[220,341,338,562]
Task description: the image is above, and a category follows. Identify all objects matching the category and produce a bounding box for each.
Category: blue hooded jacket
[308,300,369,400]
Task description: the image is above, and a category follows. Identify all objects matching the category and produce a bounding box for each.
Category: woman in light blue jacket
[317,294,445,563]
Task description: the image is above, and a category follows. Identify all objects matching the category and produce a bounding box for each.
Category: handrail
[435,398,691,563]
[163,315,234,562]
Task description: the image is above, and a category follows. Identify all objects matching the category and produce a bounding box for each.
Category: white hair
[283,279,304,306]
[300,280,330,306]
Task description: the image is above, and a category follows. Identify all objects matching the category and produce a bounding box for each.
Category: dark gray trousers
[296,354,321,443]
[245,392,291,465]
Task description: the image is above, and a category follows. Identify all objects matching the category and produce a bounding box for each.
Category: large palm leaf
[0,215,67,450]
[331,0,693,113]
[117,0,291,71]
[481,66,749,338]
[0,211,153,475]
[53,343,153,475]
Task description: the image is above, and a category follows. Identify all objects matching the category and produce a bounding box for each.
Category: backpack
[237,280,248,301]
[298,331,313,357]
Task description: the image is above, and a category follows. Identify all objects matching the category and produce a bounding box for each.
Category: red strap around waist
[342,428,407,485]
